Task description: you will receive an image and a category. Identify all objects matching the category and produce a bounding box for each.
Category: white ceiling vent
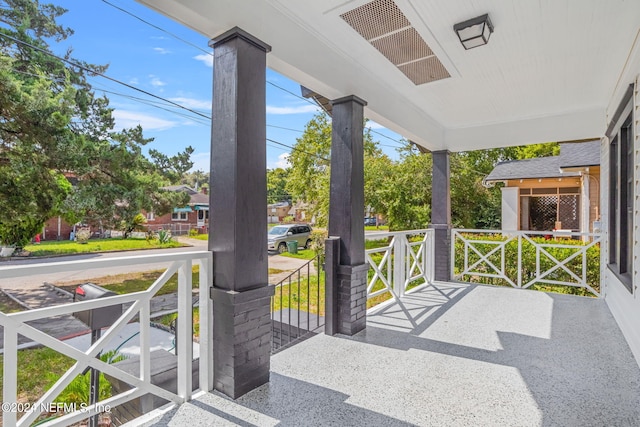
[340,0,449,85]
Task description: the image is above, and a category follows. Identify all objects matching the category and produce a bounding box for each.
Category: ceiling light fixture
[453,14,493,50]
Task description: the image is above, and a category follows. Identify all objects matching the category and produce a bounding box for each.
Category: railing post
[517,234,522,287]
[3,326,17,427]
[393,235,406,298]
[324,237,340,336]
[140,300,151,384]
[199,255,214,392]
[177,259,193,401]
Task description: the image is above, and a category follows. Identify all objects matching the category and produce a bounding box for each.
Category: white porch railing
[365,229,434,302]
[0,251,213,427]
[451,229,602,296]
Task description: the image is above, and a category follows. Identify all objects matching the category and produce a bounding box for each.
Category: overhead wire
[98,0,410,150]
[3,6,404,159]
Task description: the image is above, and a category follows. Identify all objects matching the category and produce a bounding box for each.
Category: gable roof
[558,140,601,169]
[485,141,600,182]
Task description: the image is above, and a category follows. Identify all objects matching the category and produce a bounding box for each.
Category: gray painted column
[430,150,452,282]
[208,27,274,399]
[328,95,368,335]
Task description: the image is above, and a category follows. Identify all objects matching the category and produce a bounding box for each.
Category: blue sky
[48,0,404,171]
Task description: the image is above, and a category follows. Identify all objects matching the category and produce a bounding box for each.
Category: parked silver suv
[268,224,312,253]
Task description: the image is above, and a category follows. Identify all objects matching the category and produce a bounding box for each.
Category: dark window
[607,85,634,292]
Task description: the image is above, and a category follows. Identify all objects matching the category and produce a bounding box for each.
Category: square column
[328,95,368,335]
[430,150,451,282]
[501,187,519,231]
[208,27,274,399]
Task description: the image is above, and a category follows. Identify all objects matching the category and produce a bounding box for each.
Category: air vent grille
[398,56,450,85]
[340,0,449,86]
[340,0,409,40]
[371,27,433,66]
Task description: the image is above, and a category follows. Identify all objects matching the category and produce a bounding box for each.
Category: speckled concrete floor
[137,282,640,427]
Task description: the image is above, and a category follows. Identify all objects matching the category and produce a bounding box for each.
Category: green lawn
[279,249,317,260]
[24,238,184,257]
[190,234,208,241]
[365,225,389,231]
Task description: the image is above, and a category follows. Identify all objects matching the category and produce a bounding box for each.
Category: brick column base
[430,224,451,282]
[210,285,275,399]
[337,263,369,335]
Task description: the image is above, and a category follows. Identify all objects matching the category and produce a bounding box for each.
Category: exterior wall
[267,205,290,222]
[42,217,74,241]
[501,187,519,230]
[603,74,640,367]
[145,211,199,234]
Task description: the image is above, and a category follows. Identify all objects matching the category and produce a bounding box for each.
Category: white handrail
[365,229,434,303]
[0,251,213,427]
[451,229,601,296]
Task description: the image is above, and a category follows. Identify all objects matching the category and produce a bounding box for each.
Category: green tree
[376,143,432,230]
[0,0,192,246]
[267,167,291,204]
[180,169,209,191]
[286,112,384,226]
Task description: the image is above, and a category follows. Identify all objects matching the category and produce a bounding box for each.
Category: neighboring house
[42,216,75,241]
[288,201,313,223]
[145,185,210,234]
[485,141,600,233]
[267,202,291,223]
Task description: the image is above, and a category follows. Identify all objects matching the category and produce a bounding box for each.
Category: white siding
[604,75,640,367]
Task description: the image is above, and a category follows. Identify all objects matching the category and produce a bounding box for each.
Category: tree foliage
[267,167,291,204]
[0,0,192,246]
[285,107,560,232]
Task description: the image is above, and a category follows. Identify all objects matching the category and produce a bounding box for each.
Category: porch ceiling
[137,0,640,152]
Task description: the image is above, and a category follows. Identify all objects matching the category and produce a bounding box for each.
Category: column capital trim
[331,95,367,107]
[431,149,452,155]
[209,26,272,53]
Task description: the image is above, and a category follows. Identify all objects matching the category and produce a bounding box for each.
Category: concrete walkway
[140,283,640,427]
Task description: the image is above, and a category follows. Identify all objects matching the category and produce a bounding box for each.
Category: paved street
[0,237,310,290]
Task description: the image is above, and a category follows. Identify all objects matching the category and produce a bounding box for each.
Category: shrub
[282,215,294,223]
[188,228,199,237]
[75,228,91,244]
[453,233,600,296]
[157,229,172,244]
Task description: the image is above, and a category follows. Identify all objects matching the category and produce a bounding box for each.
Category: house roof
[163,185,197,195]
[485,141,600,182]
[485,157,577,182]
[162,185,209,206]
[189,192,209,205]
[139,0,640,152]
[558,140,601,169]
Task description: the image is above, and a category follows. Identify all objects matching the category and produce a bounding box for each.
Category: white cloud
[189,151,211,172]
[129,77,139,85]
[275,152,290,168]
[153,47,171,55]
[194,53,213,68]
[149,75,166,87]
[169,97,212,110]
[112,110,178,131]
[266,104,320,115]
[268,152,290,169]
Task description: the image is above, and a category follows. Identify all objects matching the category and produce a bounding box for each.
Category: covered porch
[141,281,640,426]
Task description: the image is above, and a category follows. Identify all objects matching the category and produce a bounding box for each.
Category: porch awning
[173,207,193,213]
[193,205,208,211]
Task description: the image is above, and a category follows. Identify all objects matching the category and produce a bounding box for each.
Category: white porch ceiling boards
[138,0,640,152]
